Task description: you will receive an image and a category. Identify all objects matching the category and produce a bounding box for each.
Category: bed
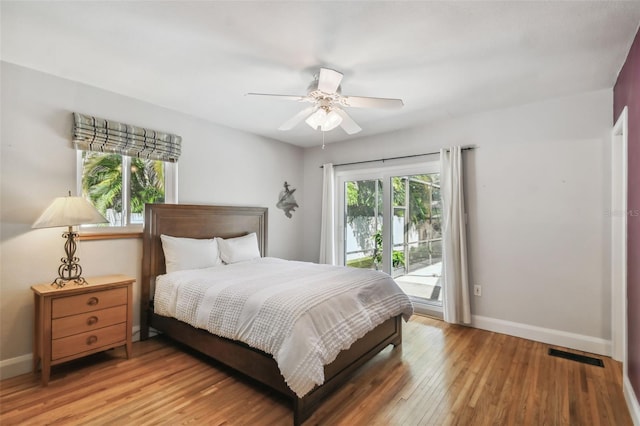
[140,203,411,425]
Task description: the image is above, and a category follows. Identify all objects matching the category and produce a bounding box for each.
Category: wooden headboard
[140,203,268,339]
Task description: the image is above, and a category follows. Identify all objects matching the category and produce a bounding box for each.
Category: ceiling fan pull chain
[322,131,325,150]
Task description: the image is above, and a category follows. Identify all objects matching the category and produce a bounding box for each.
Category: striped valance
[72,113,182,162]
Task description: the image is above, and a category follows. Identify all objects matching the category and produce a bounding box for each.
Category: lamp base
[50,227,88,289]
[51,276,88,289]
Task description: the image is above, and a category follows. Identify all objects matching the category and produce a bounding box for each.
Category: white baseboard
[624,375,640,426]
[0,325,156,381]
[0,353,32,380]
[471,315,612,356]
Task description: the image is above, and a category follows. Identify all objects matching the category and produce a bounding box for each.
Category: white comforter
[154,257,413,397]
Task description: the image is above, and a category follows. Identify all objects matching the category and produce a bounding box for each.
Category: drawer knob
[87,297,99,306]
[87,316,99,326]
[86,335,98,345]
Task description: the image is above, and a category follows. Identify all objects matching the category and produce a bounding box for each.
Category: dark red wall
[614,27,640,398]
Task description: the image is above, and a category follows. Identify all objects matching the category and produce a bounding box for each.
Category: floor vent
[548,348,604,367]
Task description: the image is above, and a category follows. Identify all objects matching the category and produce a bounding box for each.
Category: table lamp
[32,191,109,288]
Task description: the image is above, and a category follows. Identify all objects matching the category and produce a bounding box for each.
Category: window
[77,151,177,228]
[71,112,181,230]
[337,161,442,317]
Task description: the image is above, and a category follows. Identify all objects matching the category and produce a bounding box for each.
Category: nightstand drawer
[52,323,127,360]
[52,287,127,318]
[52,305,127,339]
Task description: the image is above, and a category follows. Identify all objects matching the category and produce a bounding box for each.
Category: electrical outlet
[474,285,482,296]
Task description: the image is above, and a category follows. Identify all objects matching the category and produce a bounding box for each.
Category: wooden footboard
[293,315,402,424]
[149,309,402,425]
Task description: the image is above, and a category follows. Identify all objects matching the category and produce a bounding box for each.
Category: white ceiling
[2,1,640,148]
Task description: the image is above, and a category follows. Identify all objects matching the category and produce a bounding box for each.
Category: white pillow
[218,233,261,264]
[160,234,222,273]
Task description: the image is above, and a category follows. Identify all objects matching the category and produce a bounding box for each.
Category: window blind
[72,112,182,162]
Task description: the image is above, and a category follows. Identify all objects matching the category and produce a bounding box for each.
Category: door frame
[611,106,628,365]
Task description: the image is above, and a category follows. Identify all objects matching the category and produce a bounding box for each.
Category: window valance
[72,113,182,162]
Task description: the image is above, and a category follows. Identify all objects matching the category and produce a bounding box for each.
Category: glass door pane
[344,179,383,269]
[391,173,443,305]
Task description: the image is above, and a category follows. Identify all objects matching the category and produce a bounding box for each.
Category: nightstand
[31,274,134,385]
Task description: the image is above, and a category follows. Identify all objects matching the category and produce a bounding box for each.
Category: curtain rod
[319,146,476,168]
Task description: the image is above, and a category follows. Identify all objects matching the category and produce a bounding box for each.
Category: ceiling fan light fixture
[321,110,343,131]
[305,108,343,132]
[305,108,327,130]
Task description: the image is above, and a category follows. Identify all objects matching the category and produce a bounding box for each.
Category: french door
[337,162,443,316]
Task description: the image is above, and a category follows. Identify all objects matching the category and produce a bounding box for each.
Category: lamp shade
[32,195,108,229]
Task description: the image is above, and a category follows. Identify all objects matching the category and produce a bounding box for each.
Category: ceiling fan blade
[246,93,308,102]
[334,109,362,135]
[278,106,317,131]
[317,68,343,94]
[343,96,404,109]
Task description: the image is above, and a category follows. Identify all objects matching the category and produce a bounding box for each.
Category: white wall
[302,89,613,352]
[0,62,304,377]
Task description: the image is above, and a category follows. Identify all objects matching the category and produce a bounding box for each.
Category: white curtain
[440,147,471,324]
[319,163,337,265]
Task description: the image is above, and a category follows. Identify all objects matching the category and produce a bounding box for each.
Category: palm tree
[82,152,165,223]
[130,158,164,213]
[82,153,123,215]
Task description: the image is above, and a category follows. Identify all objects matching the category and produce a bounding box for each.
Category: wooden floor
[1,316,631,425]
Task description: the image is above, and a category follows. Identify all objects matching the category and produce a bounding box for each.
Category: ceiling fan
[247,68,403,135]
